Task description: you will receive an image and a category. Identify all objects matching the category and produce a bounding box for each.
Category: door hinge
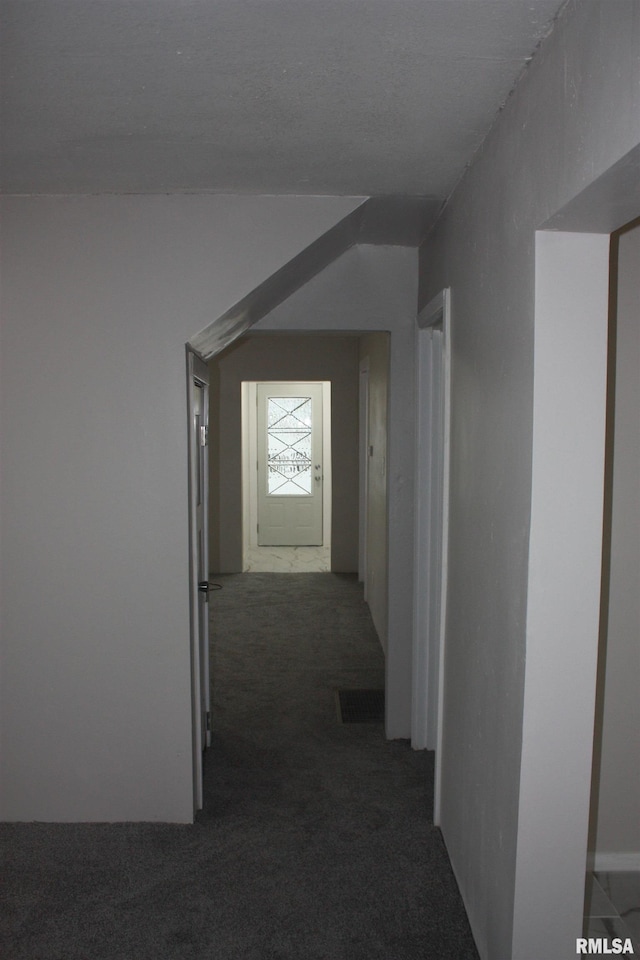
[206,711,211,732]
[257,523,259,533]
[200,425,208,447]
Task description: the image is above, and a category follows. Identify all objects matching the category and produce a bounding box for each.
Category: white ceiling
[1,0,566,199]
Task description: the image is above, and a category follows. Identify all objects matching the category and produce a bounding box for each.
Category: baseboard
[593,852,640,872]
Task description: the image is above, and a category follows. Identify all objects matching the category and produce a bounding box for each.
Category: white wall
[515,231,610,958]
[594,222,640,867]
[420,2,640,958]
[0,193,362,821]
[254,245,418,738]
[358,333,390,650]
[208,334,360,573]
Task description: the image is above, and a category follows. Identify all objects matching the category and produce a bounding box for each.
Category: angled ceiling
[1,0,566,201]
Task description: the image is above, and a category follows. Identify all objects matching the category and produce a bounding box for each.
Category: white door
[187,351,210,812]
[257,382,323,546]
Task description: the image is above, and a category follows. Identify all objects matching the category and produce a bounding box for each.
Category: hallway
[0,574,479,959]
[201,572,479,959]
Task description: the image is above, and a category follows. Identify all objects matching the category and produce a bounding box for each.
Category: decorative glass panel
[267,397,312,495]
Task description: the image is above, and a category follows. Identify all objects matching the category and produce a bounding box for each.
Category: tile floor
[584,871,640,952]
[243,543,331,572]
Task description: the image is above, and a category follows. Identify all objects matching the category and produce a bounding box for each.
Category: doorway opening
[206,328,393,742]
[512,204,637,956]
[241,380,332,572]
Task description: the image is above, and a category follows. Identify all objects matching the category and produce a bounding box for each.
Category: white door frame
[358,357,370,595]
[186,348,210,813]
[512,232,611,956]
[412,289,451,825]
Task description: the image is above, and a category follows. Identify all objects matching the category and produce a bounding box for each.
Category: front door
[257,382,323,546]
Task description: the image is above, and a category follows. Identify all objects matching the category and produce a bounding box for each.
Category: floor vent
[336,689,385,723]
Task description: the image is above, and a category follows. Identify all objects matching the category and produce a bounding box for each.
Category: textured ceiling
[1,0,565,197]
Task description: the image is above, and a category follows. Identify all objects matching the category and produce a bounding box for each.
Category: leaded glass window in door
[267,396,312,495]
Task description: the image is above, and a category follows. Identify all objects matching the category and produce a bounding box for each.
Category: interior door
[257,382,323,546]
[187,350,210,812]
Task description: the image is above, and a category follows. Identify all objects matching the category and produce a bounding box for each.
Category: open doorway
[208,333,362,577]
[186,348,211,812]
[511,201,639,957]
[206,329,391,711]
[206,321,403,738]
[241,380,332,572]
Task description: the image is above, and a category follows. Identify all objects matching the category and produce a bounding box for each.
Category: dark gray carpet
[1,573,479,960]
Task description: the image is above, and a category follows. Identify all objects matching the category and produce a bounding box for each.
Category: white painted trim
[411,289,451,824]
[241,381,256,556]
[425,331,444,754]
[359,358,370,592]
[511,232,610,960]
[434,289,451,827]
[411,328,433,751]
[593,852,640,872]
[322,381,332,548]
[412,326,443,750]
[417,288,447,329]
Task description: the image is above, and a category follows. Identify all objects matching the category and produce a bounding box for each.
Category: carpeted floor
[0,573,479,960]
